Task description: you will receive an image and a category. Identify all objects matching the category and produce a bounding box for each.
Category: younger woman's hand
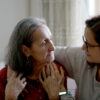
[5,70,27,100]
[39,62,65,100]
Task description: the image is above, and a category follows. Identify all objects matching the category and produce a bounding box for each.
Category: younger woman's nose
[81,43,86,51]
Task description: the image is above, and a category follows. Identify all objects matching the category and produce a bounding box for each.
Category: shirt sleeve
[0,67,7,100]
[55,47,85,79]
[0,81,5,100]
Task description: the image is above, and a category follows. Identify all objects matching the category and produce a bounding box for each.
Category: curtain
[30,0,89,47]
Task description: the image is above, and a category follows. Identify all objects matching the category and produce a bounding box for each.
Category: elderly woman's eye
[40,41,47,46]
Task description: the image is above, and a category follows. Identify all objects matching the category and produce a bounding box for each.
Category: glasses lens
[82,36,100,49]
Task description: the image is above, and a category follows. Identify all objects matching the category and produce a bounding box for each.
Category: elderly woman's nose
[48,40,55,51]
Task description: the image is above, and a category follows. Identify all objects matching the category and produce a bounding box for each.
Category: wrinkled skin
[5,67,27,100]
[39,62,65,100]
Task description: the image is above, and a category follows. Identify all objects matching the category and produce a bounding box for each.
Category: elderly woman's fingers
[39,66,47,83]
[50,63,60,79]
[58,67,64,84]
[5,73,27,99]
[7,66,15,81]
[42,67,46,79]
[60,67,64,77]
[46,64,51,76]
[21,77,26,84]
[52,63,60,75]
[51,63,65,85]
[49,63,55,75]
[14,74,27,88]
[39,73,43,84]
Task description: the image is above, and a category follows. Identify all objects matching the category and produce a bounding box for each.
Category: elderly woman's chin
[46,54,55,63]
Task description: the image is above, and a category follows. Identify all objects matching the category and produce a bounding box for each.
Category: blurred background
[0,0,100,62]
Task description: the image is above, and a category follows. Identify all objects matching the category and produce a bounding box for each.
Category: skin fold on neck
[28,63,46,80]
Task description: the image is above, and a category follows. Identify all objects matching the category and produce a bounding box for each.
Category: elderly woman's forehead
[32,25,52,39]
[37,25,51,34]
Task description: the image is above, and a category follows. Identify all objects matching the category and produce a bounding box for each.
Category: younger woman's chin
[87,61,100,68]
[86,57,93,63]
[87,58,99,64]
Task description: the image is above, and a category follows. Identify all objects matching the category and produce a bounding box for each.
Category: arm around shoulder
[55,47,83,78]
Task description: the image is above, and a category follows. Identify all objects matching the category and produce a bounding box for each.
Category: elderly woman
[0,18,67,100]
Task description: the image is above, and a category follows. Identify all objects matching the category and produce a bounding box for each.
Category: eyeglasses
[82,36,100,49]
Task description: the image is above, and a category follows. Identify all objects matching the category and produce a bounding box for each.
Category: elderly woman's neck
[28,63,46,80]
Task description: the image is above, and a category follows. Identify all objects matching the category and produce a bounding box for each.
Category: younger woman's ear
[21,45,30,57]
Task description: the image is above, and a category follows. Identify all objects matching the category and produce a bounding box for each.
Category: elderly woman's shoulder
[0,66,7,80]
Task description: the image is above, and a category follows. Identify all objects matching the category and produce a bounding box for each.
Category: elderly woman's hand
[5,69,27,100]
[39,62,65,100]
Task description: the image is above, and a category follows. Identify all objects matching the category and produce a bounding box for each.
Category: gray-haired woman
[0,18,68,100]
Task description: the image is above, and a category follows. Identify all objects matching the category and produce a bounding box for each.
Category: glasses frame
[82,36,100,49]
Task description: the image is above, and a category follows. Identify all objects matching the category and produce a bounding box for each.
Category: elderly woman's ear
[21,45,31,57]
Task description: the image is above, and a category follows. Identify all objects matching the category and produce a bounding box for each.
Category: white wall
[89,0,100,16]
[30,0,43,17]
[0,0,100,62]
[95,0,100,15]
[0,0,29,62]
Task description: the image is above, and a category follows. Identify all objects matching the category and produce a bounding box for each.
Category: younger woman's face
[82,27,100,63]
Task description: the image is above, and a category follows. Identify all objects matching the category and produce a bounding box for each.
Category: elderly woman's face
[28,25,55,65]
